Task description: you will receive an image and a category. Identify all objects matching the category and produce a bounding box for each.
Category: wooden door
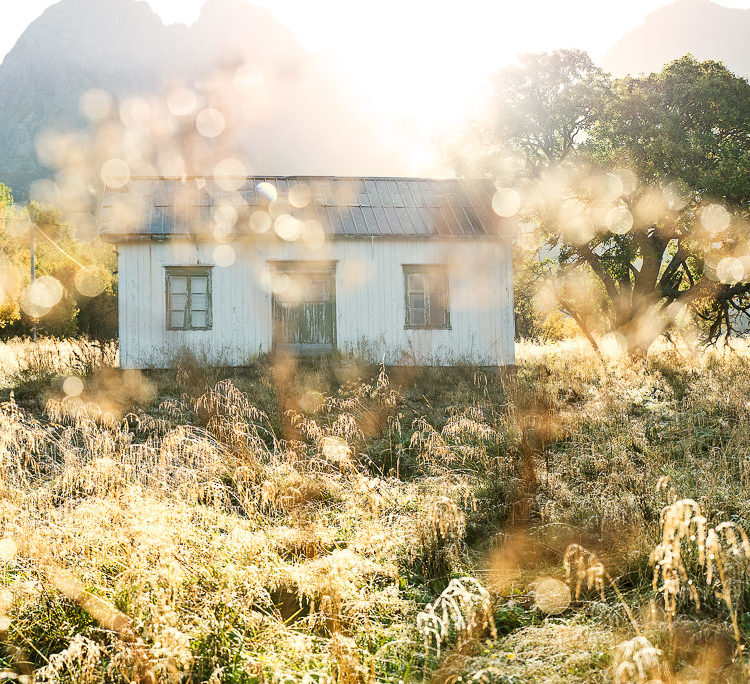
[272,267,336,353]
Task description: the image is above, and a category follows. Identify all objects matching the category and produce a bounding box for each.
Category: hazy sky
[3,0,750,137]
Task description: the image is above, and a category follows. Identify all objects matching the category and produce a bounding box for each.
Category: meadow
[0,336,749,682]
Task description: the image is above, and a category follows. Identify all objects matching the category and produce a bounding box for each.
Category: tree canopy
[465,51,750,352]
[0,193,117,337]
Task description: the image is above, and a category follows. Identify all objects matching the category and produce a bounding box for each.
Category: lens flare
[213,203,238,233]
[167,88,197,116]
[21,276,63,317]
[100,159,131,189]
[74,267,108,298]
[0,538,16,562]
[256,182,278,203]
[613,168,638,195]
[195,108,225,138]
[214,158,247,191]
[274,214,302,241]
[80,88,114,122]
[605,205,633,235]
[701,204,730,234]
[532,577,571,614]
[213,244,236,268]
[492,188,521,217]
[289,183,312,208]
[302,220,326,250]
[250,210,271,233]
[63,376,84,398]
[716,257,745,283]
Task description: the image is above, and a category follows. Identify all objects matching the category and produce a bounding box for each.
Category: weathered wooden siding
[117,238,514,367]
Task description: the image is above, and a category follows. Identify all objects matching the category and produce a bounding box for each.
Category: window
[271,261,336,351]
[404,265,450,329]
[165,267,212,330]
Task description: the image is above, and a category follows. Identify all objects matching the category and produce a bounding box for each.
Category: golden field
[0,337,749,682]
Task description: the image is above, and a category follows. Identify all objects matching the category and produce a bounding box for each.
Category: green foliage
[0,193,117,339]
[513,251,549,340]
[493,602,534,637]
[0,184,12,210]
[467,51,750,352]
[589,56,750,206]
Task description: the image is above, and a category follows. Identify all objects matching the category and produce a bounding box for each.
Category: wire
[32,224,88,269]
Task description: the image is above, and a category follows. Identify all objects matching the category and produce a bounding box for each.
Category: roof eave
[101,232,505,244]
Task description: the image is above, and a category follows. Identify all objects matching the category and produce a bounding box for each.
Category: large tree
[467,51,750,352]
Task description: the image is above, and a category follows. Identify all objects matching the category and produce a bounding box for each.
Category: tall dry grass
[0,337,748,681]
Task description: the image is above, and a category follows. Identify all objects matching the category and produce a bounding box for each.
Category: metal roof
[100,176,501,241]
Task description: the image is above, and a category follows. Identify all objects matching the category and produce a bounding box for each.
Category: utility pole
[30,223,36,342]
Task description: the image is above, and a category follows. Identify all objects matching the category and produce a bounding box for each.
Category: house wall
[117,238,514,367]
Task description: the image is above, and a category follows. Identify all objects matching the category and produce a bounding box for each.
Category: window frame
[269,260,338,353]
[403,264,451,330]
[165,266,213,331]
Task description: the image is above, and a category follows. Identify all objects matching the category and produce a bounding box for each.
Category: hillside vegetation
[0,338,749,682]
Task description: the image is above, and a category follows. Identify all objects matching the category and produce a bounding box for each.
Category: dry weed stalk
[34,634,102,683]
[563,544,606,600]
[329,632,373,684]
[613,635,664,684]
[416,577,496,658]
[562,544,640,634]
[651,497,750,673]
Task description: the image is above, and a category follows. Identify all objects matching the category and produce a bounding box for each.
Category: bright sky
[3,0,750,135]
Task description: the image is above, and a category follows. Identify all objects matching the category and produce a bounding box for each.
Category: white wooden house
[101,176,514,367]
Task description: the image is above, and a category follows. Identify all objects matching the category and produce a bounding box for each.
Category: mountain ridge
[603,0,750,76]
[0,0,396,197]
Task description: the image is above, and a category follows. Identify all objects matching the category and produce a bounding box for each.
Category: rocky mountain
[0,0,397,197]
[603,0,750,77]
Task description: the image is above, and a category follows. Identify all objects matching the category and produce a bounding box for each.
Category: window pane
[170,293,188,312]
[429,298,446,327]
[191,293,208,311]
[407,273,426,292]
[410,308,426,326]
[169,276,188,294]
[190,275,208,294]
[169,310,185,328]
[409,294,425,310]
[430,291,444,313]
[191,310,208,328]
[429,273,447,294]
[405,266,449,328]
[308,277,332,302]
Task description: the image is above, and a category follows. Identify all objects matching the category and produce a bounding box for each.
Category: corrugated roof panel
[363,179,379,208]
[349,206,368,235]
[384,206,404,235]
[322,205,340,234]
[398,179,419,208]
[388,180,404,208]
[374,180,393,208]
[465,186,493,233]
[359,206,380,234]
[445,195,468,235]
[371,206,391,234]
[419,181,439,208]
[355,183,370,208]
[318,179,334,206]
[406,206,429,234]
[100,176,500,240]
[338,206,358,235]
[275,178,291,202]
[431,205,452,235]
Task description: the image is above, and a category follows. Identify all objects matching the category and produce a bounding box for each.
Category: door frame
[269,260,338,355]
